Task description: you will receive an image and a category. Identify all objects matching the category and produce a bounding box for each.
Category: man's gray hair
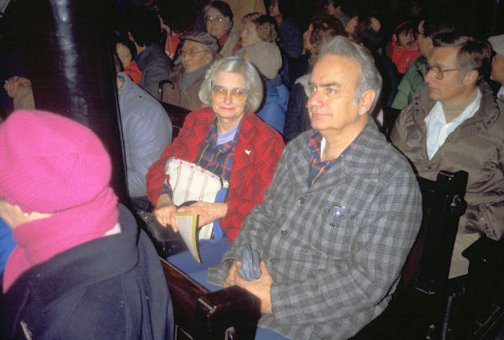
[318,36,382,113]
[199,56,264,113]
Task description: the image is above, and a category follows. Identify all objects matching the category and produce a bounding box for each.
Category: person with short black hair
[127,6,172,98]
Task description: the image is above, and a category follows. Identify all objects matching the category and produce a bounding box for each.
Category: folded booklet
[138,210,201,263]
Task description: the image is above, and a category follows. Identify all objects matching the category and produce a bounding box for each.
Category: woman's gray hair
[318,36,382,113]
[199,56,264,113]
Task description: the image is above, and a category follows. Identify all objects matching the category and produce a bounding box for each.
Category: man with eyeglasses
[207,36,422,339]
[391,13,461,110]
[391,32,504,279]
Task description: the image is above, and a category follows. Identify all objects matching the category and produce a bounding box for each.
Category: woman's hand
[177,202,228,227]
[4,76,31,98]
[153,194,178,231]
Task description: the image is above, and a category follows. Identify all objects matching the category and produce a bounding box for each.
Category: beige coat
[391,82,504,240]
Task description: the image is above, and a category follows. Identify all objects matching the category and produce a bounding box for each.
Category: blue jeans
[189,270,288,340]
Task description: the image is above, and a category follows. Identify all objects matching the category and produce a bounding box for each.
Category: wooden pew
[353,170,469,339]
[160,259,261,339]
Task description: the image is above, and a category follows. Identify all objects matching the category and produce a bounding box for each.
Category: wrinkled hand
[223,260,242,288]
[153,194,178,231]
[177,201,228,228]
[225,261,273,314]
[4,76,31,98]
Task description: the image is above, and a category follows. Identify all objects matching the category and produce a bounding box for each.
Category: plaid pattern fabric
[307,132,338,186]
[209,120,423,339]
[194,121,236,183]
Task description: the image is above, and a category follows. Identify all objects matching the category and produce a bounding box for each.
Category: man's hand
[226,261,273,314]
[177,201,228,228]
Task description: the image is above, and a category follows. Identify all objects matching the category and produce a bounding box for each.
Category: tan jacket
[391,82,504,240]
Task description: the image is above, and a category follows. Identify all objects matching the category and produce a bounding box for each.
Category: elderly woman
[204,1,241,57]
[0,110,172,339]
[239,13,289,134]
[146,56,284,272]
[161,32,220,111]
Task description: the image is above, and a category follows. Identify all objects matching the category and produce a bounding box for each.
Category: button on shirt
[425,89,482,160]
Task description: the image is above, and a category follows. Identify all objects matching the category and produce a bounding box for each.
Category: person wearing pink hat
[0,110,173,339]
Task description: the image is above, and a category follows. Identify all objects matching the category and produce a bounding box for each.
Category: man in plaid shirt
[208,36,423,339]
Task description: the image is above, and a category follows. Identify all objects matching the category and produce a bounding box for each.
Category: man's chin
[428,88,440,101]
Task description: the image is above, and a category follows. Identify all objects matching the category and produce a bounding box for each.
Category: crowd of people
[1,0,504,339]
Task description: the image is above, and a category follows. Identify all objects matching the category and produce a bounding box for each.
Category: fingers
[223,261,241,288]
[4,76,32,98]
[153,204,178,231]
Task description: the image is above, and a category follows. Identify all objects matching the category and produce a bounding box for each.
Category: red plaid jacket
[146,107,284,242]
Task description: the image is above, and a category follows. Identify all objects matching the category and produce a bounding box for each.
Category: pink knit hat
[0,110,112,213]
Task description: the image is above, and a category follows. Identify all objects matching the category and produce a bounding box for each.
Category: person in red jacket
[146,56,283,272]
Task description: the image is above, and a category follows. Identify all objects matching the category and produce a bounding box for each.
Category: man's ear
[358,90,376,116]
[464,69,479,84]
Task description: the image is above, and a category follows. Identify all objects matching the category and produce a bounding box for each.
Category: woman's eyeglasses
[211,85,248,101]
[205,15,225,24]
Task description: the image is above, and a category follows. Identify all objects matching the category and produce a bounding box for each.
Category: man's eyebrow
[307,81,341,88]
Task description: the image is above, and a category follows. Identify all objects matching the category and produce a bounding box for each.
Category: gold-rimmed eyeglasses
[421,63,460,80]
[211,85,248,101]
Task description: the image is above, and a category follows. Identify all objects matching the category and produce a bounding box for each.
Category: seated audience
[157,0,195,61]
[161,31,220,111]
[127,6,172,98]
[488,34,504,100]
[0,110,173,339]
[391,20,420,74]
[268,0,303,62]
[284,15,346,141]
[204,36,422,339]
[347,14,400,114]
[224,0,266,33]
[146,56,283,273]
[239,13,289,133]
[115,37,142,84]
[204,1,240,57]
[391,33,504,279]
[391,13,461,110]
[323,0,350,27]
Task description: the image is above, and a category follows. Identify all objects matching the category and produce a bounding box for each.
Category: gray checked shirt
[209,119,422,339]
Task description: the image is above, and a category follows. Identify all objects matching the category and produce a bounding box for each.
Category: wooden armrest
[161,259,261,339]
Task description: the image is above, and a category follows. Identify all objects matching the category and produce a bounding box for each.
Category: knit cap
[241,41,282,79]
[0,110,112,213]
[488,34,504,56]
